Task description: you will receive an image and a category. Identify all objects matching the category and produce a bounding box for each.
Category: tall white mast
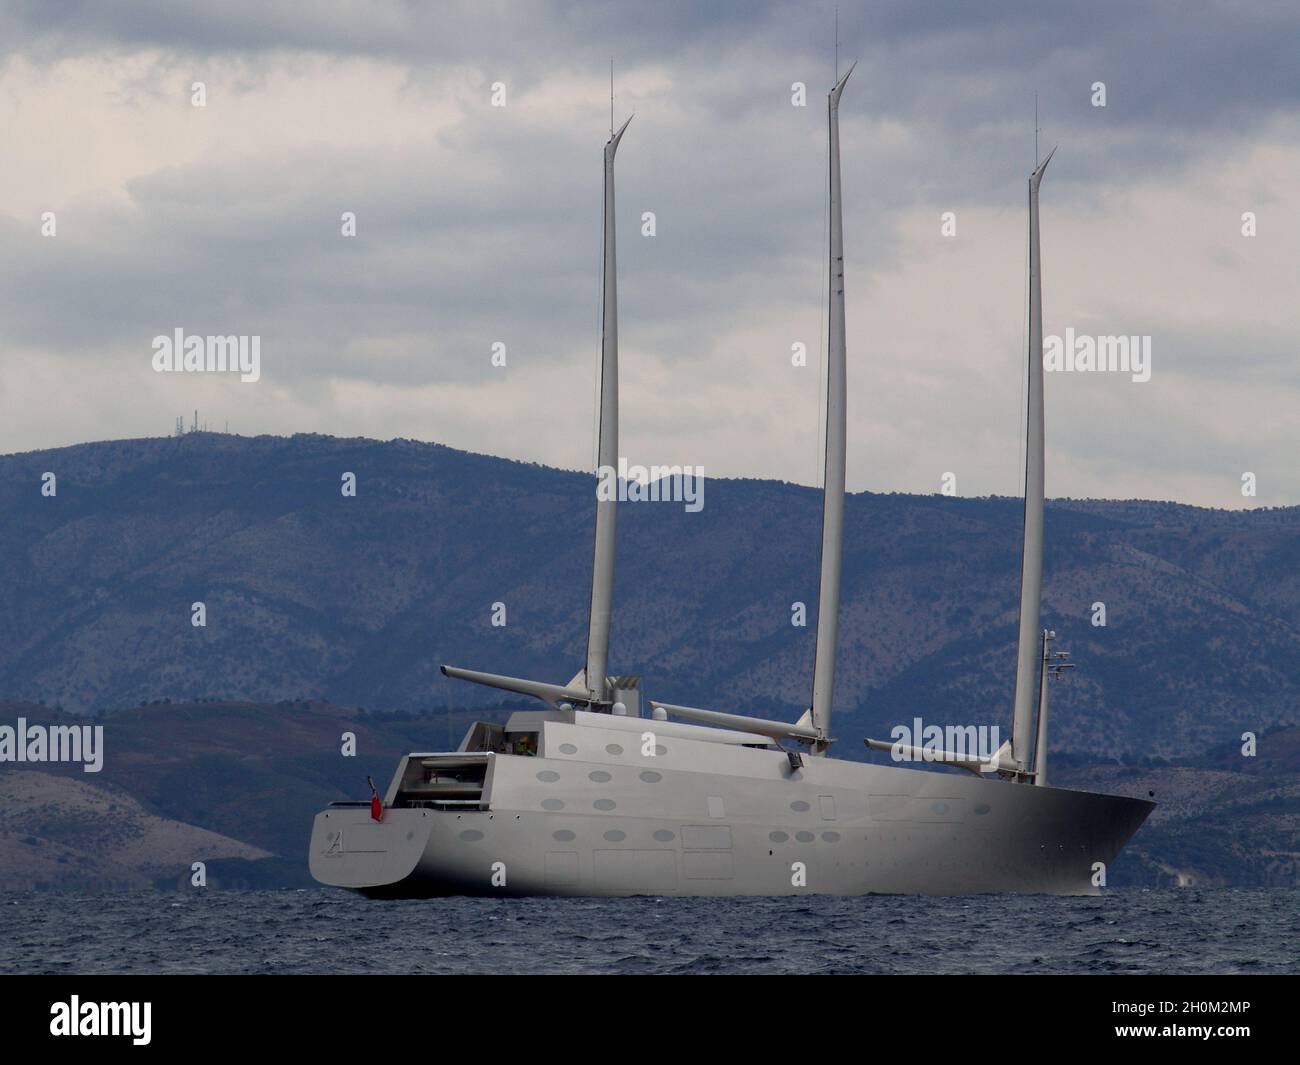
[442,117,634,712]
[1010,146,1055,771]
[809,64,855,755]
[585,115,632,704]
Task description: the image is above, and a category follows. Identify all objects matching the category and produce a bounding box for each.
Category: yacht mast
[809,64,854,755]
[1010,146,1054,771]
[585,115,632,703]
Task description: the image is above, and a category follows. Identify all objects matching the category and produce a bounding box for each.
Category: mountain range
[2,432,1297,762]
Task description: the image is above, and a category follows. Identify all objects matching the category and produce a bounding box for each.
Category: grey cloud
[0,1,1295,507]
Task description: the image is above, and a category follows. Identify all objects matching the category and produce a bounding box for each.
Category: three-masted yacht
[309,74,1152,897]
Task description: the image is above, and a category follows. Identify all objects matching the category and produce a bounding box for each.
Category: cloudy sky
[0,1,1296,507]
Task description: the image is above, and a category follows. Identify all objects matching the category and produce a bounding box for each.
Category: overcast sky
[0,1,1295,507]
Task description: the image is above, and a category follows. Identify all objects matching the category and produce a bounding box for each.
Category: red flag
[370,793,383,822]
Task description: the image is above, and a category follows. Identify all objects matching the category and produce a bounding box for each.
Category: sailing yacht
[309,73,1153,897]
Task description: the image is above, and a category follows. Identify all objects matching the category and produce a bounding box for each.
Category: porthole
[588,770,612,783]
[536,770,560,783]
[790,800,811,813]
[639,770,662,783]
[769,831,789,843]
[558,743,579,755]
[605,744,624,756]
[552,830,576,842]
[594,799,617,811]
[541,799,564,811]
[795,831,815,843]
[603,830,627,842]
[652,829,675,842]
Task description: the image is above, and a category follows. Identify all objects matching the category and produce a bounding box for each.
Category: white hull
[310,711,1152,897]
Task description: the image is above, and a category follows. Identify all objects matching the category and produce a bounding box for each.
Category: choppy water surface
[2,889,1294,975]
